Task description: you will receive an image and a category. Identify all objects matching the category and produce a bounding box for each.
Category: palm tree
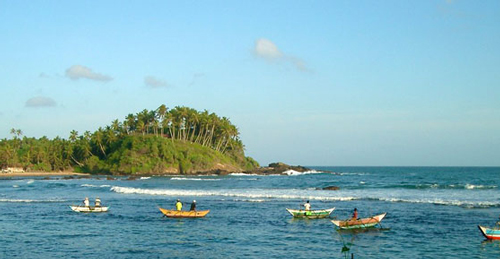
[126,114,136,134]
[93,128,106,157]
[137,120,146,135]
[69,130,79,142]
[156,104,168,136]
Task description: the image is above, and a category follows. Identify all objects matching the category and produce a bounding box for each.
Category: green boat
[286,208,335,219]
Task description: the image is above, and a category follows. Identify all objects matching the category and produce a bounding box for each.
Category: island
[0,104,312,177]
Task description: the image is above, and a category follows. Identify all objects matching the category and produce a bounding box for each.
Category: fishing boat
[331,213,387,229]
[159,207,210,218]
[70,205,109,213]
[286,208,335,219]
[478,225,500,240]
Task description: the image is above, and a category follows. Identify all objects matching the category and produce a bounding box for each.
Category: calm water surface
[1,167,499,258]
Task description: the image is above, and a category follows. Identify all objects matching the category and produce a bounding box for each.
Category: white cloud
[253,38,309,71]
[254,38,283,60]
[25,96,56,108]
[65,65,113,82]
[144,76,169,88]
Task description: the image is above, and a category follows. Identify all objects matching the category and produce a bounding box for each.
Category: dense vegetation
[0,105,259,174]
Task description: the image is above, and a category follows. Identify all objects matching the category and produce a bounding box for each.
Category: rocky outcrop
[244,162,312,175]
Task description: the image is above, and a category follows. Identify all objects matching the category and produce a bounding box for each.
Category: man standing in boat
[83,197,90,208]
[175,199,183,211]
[190,200,196,211]
[303,200,311,211]
[303,200,312,216]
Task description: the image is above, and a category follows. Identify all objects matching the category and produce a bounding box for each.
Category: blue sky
[1,0,499,166]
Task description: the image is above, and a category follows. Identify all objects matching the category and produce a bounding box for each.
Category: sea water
[0,167,499,258]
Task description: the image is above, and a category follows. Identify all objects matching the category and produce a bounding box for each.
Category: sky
[1,0,499,166]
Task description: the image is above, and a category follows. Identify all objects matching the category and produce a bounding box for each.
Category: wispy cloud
[25,96,56,108]
[39,72,50,78]
[144,76,169,88]
[188,73,205,87]
[254,38,283,60]
[65,65,113,82]
[253,38,309,72]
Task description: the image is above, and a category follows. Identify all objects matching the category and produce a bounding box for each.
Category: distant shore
[0,171,90,177]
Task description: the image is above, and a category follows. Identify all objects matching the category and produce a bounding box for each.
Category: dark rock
[322,186,340,191]
[243,162,312,175]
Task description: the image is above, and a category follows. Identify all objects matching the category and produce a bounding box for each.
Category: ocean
[0,167,499,258]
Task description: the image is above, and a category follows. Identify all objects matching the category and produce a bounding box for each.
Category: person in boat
[95,197,102,207]
[83,197,90,207]
[303,200,311,211]
[175,199,183,211]
[190,200,196,211]
[303,200,312,216]
[352,208,358,220]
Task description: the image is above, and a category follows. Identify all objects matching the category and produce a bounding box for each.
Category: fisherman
[190,200,196,211]
[303,200,311,211]
[83,197,90,207]
[352,208,358,220]
[175,199,183,211]
[95,197,102,207]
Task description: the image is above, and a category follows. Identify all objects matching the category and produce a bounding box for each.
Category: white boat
[70,205,109,213]
[286,208,335,218]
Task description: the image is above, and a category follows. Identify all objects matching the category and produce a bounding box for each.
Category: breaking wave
[283,170,324,176]
[170,177,221,181]
[110,186,355,201]
[81,184,112,188]
[110,185,500,208]
[371,197,500,209]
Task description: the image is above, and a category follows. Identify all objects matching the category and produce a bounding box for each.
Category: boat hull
[70,205,109,213]
[331,213,387,229]
[286,208,335,219]
[159,207,210,218]
[478,225,500,240]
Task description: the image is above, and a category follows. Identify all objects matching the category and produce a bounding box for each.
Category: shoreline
[0,171,90,177]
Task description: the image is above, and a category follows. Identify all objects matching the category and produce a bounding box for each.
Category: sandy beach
[0,171,90,177]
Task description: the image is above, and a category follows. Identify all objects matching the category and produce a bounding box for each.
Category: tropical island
[1,105,264,176]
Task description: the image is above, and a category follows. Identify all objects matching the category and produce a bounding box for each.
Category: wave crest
[283,170,323,176]
[170,177,220,181]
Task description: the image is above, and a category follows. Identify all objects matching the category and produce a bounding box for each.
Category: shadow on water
[337,227,391,234]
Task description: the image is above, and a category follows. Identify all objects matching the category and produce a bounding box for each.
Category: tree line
[0,105,254,173]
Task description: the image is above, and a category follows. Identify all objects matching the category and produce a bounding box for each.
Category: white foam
[140,177,151,180]
[283,170,323,176]
[233,199,267,203]
[464,184,496,189]
[170,177,220,181]
[375,197,499,208]
[110,186,356,201]
[81,184,111,188]
[230,173,258,176]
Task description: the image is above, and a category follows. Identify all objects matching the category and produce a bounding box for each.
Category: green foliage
[0,106,261,174]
